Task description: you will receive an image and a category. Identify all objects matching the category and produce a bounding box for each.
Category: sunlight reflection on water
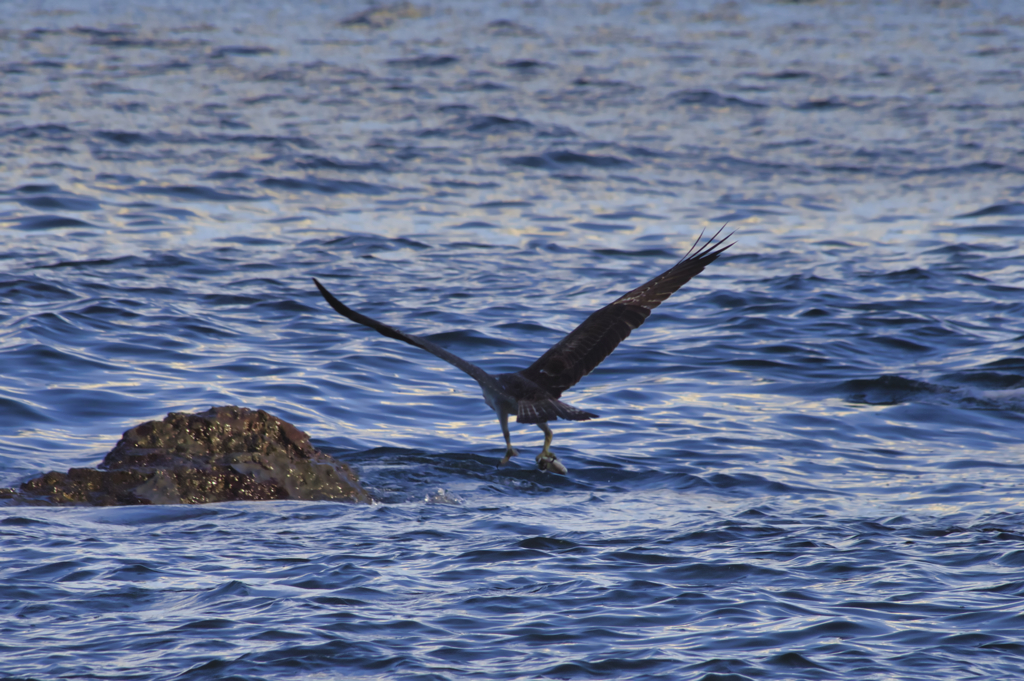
[3,0,1024,679]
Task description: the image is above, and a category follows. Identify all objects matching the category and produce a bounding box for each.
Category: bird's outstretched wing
[313,278,493,386]
[518,230,734,398]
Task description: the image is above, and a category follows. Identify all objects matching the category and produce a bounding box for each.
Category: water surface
[2,1,1024,679]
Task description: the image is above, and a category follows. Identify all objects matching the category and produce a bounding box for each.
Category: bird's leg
[535,422,567,474]
[497,411,518,466]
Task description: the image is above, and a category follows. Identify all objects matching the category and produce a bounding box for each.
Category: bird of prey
[313,230,733,474]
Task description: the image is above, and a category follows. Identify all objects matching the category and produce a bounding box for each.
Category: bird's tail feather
[517,399,598,424]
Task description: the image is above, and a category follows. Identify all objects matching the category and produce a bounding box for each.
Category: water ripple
[3,1,1024,679]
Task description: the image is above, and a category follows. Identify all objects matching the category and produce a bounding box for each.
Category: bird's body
[314,230,733,473]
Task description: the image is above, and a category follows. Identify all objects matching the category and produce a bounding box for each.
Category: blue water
[3,1,1024,678]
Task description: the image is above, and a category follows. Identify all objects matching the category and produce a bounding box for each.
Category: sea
[2,1,1024,679]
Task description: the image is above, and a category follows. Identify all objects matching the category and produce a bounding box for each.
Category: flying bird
[313,230,733,474]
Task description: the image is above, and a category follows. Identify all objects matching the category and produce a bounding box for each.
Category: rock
[0,406,370,506]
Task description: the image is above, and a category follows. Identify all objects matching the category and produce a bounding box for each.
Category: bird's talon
[537,453,568,475]
[498,447,519,467]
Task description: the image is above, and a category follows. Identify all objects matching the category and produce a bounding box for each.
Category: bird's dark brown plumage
[519,233,732,398]
[313,229,733,473]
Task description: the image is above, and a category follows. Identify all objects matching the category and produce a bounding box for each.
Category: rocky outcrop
[1,406,370,506]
